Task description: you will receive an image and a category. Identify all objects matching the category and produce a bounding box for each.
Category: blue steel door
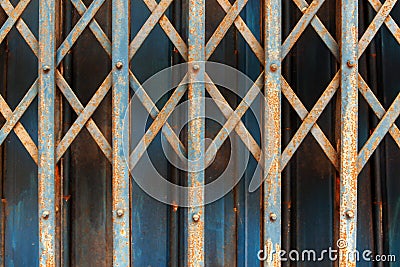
[0,0,399,266]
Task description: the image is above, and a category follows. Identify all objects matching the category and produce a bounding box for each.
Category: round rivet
[347,60,355,68]
[116,209,124,217]
[192,64,200,71]
[42,65,50,72]
[192,213,200,222]
[270,63,278,72]
[116,61,123,69]
[42,210,50,219]
[301,7,307,12]
[270,212,277,222]
[346,210,354,219]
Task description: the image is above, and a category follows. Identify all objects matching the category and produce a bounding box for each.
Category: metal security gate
[0,0,399,265]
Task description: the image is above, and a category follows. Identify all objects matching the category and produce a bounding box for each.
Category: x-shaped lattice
[0,0,39,164]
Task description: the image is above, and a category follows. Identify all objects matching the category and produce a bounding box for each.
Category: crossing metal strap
[38,0,56,265]
[356,0,400,173]
[0,0,38,163]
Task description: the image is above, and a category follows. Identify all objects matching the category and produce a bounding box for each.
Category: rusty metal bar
[56,73,112,161]
[128,76,187,170]
[187,0,205,264]
[367,0,400,45]
[205,0,248,59]
[112,0,130,265]
[70,0,111,56]
[358,0,397,56]
[358,75,400,148]
[0,0,30,44]
[281,0,324,59]
[129,0,173,59]
[128,71,186,158]
[339,0,358,263]
[281,73,339,170]
[263,0,281,264]
[38,0,56,264]
[56,0,105,65]
[204,74,263,165]
[358,93,400,173]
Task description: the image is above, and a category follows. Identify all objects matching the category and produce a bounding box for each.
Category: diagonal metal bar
[0,93,38,163]
[0,80,37,146]
[368,0,400,45]
[292,0,339,59]
[0,0,39,164]
[70,0,111,56]
[56,72,112,161]
[281,72,339,170]
[281,0,325,59]
[129,75,188,170]
[0,0,38,54]
[216,0,264,63]
[56,0,106,65]
[205,73,262,162]
[358,93,400,173]
[129,70,186,157]
[216,0,338,169]
[359,0,398,56]
[205,0,249,59]
[358,74,400,148]
[143,0,188,60]
[204,73,263,165]
[0,0,112,164]
[129,0,173,59]
[56,73,111,161]
[281,77,339,170]
[140,0,264,165]
[0,0,30,44]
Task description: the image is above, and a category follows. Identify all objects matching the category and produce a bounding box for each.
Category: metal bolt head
[42,210,50,219]
[116,209,124,217]
[347,60,355,68]
[346,210,355,219]
[270,212,277,222]
[42,65,50,72]
[116,61,123,69]
[192,213,200,222]
[192,64,200,71]
[270,63,278,72]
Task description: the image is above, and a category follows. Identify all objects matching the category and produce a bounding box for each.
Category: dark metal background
[0,0,399,266]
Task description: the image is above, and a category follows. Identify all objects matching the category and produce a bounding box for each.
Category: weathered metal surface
[0,0,399,265]
[112,0,130,265]
[187,0,205,265]
[339,0,358,263]
[263,0,281,264]
[38,0,56,265]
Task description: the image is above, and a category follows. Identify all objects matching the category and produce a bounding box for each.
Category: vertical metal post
[187,0,205,264]
[112,0,130,265]
[263,0,281,264]
[38,0,56,265]
[339,0,358,264]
